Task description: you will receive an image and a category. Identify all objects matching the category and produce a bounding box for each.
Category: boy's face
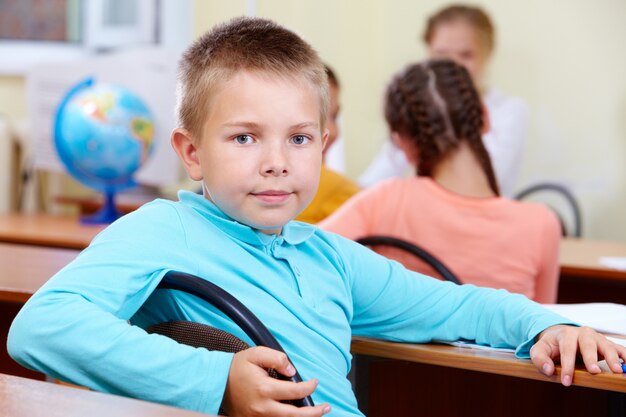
[172,70,328,235]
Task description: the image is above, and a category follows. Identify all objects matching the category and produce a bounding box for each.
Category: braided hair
[384,59,499,195]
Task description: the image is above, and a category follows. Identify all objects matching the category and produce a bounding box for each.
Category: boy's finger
[267,402,331,417]
[530,342,555,376]
[578,333,600,374]
[247,379,329,417]
[598,339,626,374]
[557,329,579,386]
[273,378,318,401]
[246,347,296,377]
[619,344,626,365]
[251,377,317,402]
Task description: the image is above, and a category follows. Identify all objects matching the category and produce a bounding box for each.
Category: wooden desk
[0,373,209,417]
[0,243,80,379]
[352,336,626,392]
[351,336,626,417]
[559,238,626,304]
[56,193,154,216]
[560,238,626,281]
[0,242,80,303]
[0,213,104,249]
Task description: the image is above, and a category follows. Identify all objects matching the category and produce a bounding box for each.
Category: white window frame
[0,0,192,75]
[82,0,156,50]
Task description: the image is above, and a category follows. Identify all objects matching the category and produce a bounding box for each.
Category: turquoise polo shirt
[8,191,572,416]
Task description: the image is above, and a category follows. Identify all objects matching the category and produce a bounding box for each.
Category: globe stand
[80,190,122,225]
[54,78,155,227]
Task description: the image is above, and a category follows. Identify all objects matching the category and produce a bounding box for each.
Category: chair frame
[356,235,461,285]
[155,270,314,407]
[513,182,582,237]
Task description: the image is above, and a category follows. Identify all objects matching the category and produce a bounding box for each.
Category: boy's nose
[261,143,288,176]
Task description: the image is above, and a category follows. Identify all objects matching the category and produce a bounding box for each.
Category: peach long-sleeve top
[319,177,561,303]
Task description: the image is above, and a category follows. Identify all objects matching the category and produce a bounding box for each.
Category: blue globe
[54,78,155,223]
[55,78,155,193]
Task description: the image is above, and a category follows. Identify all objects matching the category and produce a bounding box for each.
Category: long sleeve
[7,203,233,415]
[327,234,574,357]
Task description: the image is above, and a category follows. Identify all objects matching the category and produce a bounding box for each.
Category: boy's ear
[481,102,491,135]
[321,128,330,152]
[171,128,203,181]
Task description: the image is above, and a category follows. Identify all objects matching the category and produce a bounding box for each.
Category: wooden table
[0,373,209,417]
[560,238,626,280]
[0,242,80,303]
[0,213,104,249]
[351,336,626,417]
[55,193,154,216]
[559,237,626,304]
[0,243,80,379]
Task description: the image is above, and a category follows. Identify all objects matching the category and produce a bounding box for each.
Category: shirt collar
[178,190,315,246]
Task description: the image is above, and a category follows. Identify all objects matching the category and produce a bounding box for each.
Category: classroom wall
[1,0,625,241]
[192,0,626,241]
[0,77,27,120]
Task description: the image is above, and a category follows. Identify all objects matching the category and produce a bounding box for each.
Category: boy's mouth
[251,190,292,204]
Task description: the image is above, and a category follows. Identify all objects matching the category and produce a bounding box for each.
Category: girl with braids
[358,4,528,197]
[320,59,560,303]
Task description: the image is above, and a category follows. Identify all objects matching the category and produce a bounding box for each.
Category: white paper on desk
[542,303,626,336]
[434,340,515,353]
[599,256,626,271]
[607,336,626,348]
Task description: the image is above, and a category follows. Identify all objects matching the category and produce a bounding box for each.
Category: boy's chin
[252,215,304,235]
[255,227,283,236]
[251,221,286,235]
[249,207,308,234]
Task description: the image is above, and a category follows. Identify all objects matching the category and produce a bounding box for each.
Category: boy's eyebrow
[291,121,320,130]
[221,121,262,129]
[221,121,320,130]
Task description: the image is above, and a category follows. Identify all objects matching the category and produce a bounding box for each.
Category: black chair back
[356,235,461,285]
[149,270,314,407]
[514,182,582,237]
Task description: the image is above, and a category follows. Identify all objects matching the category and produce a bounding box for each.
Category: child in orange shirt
[321,59,560,303]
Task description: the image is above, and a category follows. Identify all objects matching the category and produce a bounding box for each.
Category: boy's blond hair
[176,16,329,138]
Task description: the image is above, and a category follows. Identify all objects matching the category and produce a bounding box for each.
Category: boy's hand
[530,325,626,386]
[223,346,331,417]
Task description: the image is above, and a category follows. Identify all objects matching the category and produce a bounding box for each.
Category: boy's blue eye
[234,135,253,144]
[291,135,309,145]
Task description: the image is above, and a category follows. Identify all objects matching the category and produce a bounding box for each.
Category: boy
[8,17,625,417]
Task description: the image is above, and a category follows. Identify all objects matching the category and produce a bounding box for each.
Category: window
[0,0,190,75]
[0,0,80,42]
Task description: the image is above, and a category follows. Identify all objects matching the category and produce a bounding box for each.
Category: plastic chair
[513,182,582,237]
[356,235,461,285]
[145,270,314,410]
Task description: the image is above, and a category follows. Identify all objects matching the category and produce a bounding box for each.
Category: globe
[54,78,155,224]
